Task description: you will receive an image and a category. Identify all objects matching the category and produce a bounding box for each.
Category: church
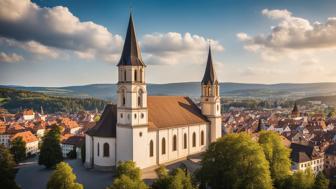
[85,14,222,170]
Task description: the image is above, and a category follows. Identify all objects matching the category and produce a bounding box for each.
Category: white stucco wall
[93,136,116,167]
[85,134,93,167]
[26,141,39,155]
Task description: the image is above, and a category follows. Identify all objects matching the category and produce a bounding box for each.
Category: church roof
[87,96,209,137]
[147,96,209,130]
[201,46,218,85]
[292,102,299,113]
[117,13,145,67]
[86,104,117,137]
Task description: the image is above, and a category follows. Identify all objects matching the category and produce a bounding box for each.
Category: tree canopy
[0,144,20,189]
[313,172,329,189]
[286,169,315,189]
[10,137,26,163]
[152,166,195,189]
[198,133,273,189]
[258,131,291,187]
[38,126,63,168]
[108,161,148,189]
[47,162,83,189]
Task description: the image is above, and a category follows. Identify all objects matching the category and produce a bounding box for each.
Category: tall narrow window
[134,70,137,81]
[184,133,187,149]
[103,143,109,157]
[201,131,204,145]
[140,68,143,83]
[138,89,143,107]
[162,138,166,155]
[192,132,196,147]
[97,143,100,156]
[124,70,127,81]
[122,89,126,106]
[149,140,154,157]
[173,135,177,151]
[215,84,219,96]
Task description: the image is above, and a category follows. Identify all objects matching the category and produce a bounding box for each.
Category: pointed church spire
[117,13,145,67]
[292,102,298,113]
[202,45,218,85]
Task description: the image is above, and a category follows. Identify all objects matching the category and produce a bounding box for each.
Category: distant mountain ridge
[2,82,336,100]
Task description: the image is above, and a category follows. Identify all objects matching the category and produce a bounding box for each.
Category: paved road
[16,158,113,189]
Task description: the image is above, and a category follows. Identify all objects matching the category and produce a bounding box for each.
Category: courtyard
[15,158,113,189]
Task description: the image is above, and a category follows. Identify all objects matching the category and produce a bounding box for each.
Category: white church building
[85,14,222,170]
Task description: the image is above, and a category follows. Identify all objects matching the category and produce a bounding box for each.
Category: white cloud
[0,52,23,63]
[0,0,224,65]
[142,32,224,65]
[0,0,122,61]
[237,9,336,62]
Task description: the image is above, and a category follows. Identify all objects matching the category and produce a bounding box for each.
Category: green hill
[0,88,107,114]
[298,95,336,106]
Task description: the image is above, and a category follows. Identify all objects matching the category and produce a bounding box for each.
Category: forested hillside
[0,88,107,113]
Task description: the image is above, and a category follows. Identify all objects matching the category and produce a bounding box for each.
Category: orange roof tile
[147,96,209,130]
[11,131,38,143]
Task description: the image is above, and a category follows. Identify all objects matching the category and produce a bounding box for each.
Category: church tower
[116,13,149,168]
[291,102,300,118]
[200,46,222,142]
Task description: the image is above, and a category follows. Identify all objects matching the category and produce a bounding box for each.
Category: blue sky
[1,0,336,86]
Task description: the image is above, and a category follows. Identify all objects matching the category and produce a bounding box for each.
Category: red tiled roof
[147,96,209,130]
[11,131,38,143]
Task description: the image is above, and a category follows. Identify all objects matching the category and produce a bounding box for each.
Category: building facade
[85,14,222,170]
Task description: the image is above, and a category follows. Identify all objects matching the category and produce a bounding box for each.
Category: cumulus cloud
[237,9,336,62]
[0,0,224,65]
[0,52,23,63]
[0,0,122,61]
[141,32,224,65]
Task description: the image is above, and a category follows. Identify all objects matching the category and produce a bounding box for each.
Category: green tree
[286,169,315,189]
[198,133,272,189]
[313,172,329,189]
[0,144,20,189]
[108,161,148,189]
[258,131,291,188]
[38,126,63,168]
[10,137,26,163]
[152,167,195,189]
[47,162,83,189]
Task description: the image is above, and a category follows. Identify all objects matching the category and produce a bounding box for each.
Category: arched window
[103,143,109,157]
[192,132,196,147]
[97,143,100,156]
[134,70,137,81]
[162,138,166,155]
[201,131,204,145]
[184,133,187,149]
[124,70,127,81]
[215,84,219,96]
[173,135,177,151]
[149,140,154,157]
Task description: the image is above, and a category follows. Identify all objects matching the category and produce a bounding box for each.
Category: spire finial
[129,3,133,15]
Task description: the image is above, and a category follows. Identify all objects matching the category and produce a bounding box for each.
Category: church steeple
[291,102,299,118]
[200,45,221,142]
[202,46,218,85]
[117,13,145,67]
